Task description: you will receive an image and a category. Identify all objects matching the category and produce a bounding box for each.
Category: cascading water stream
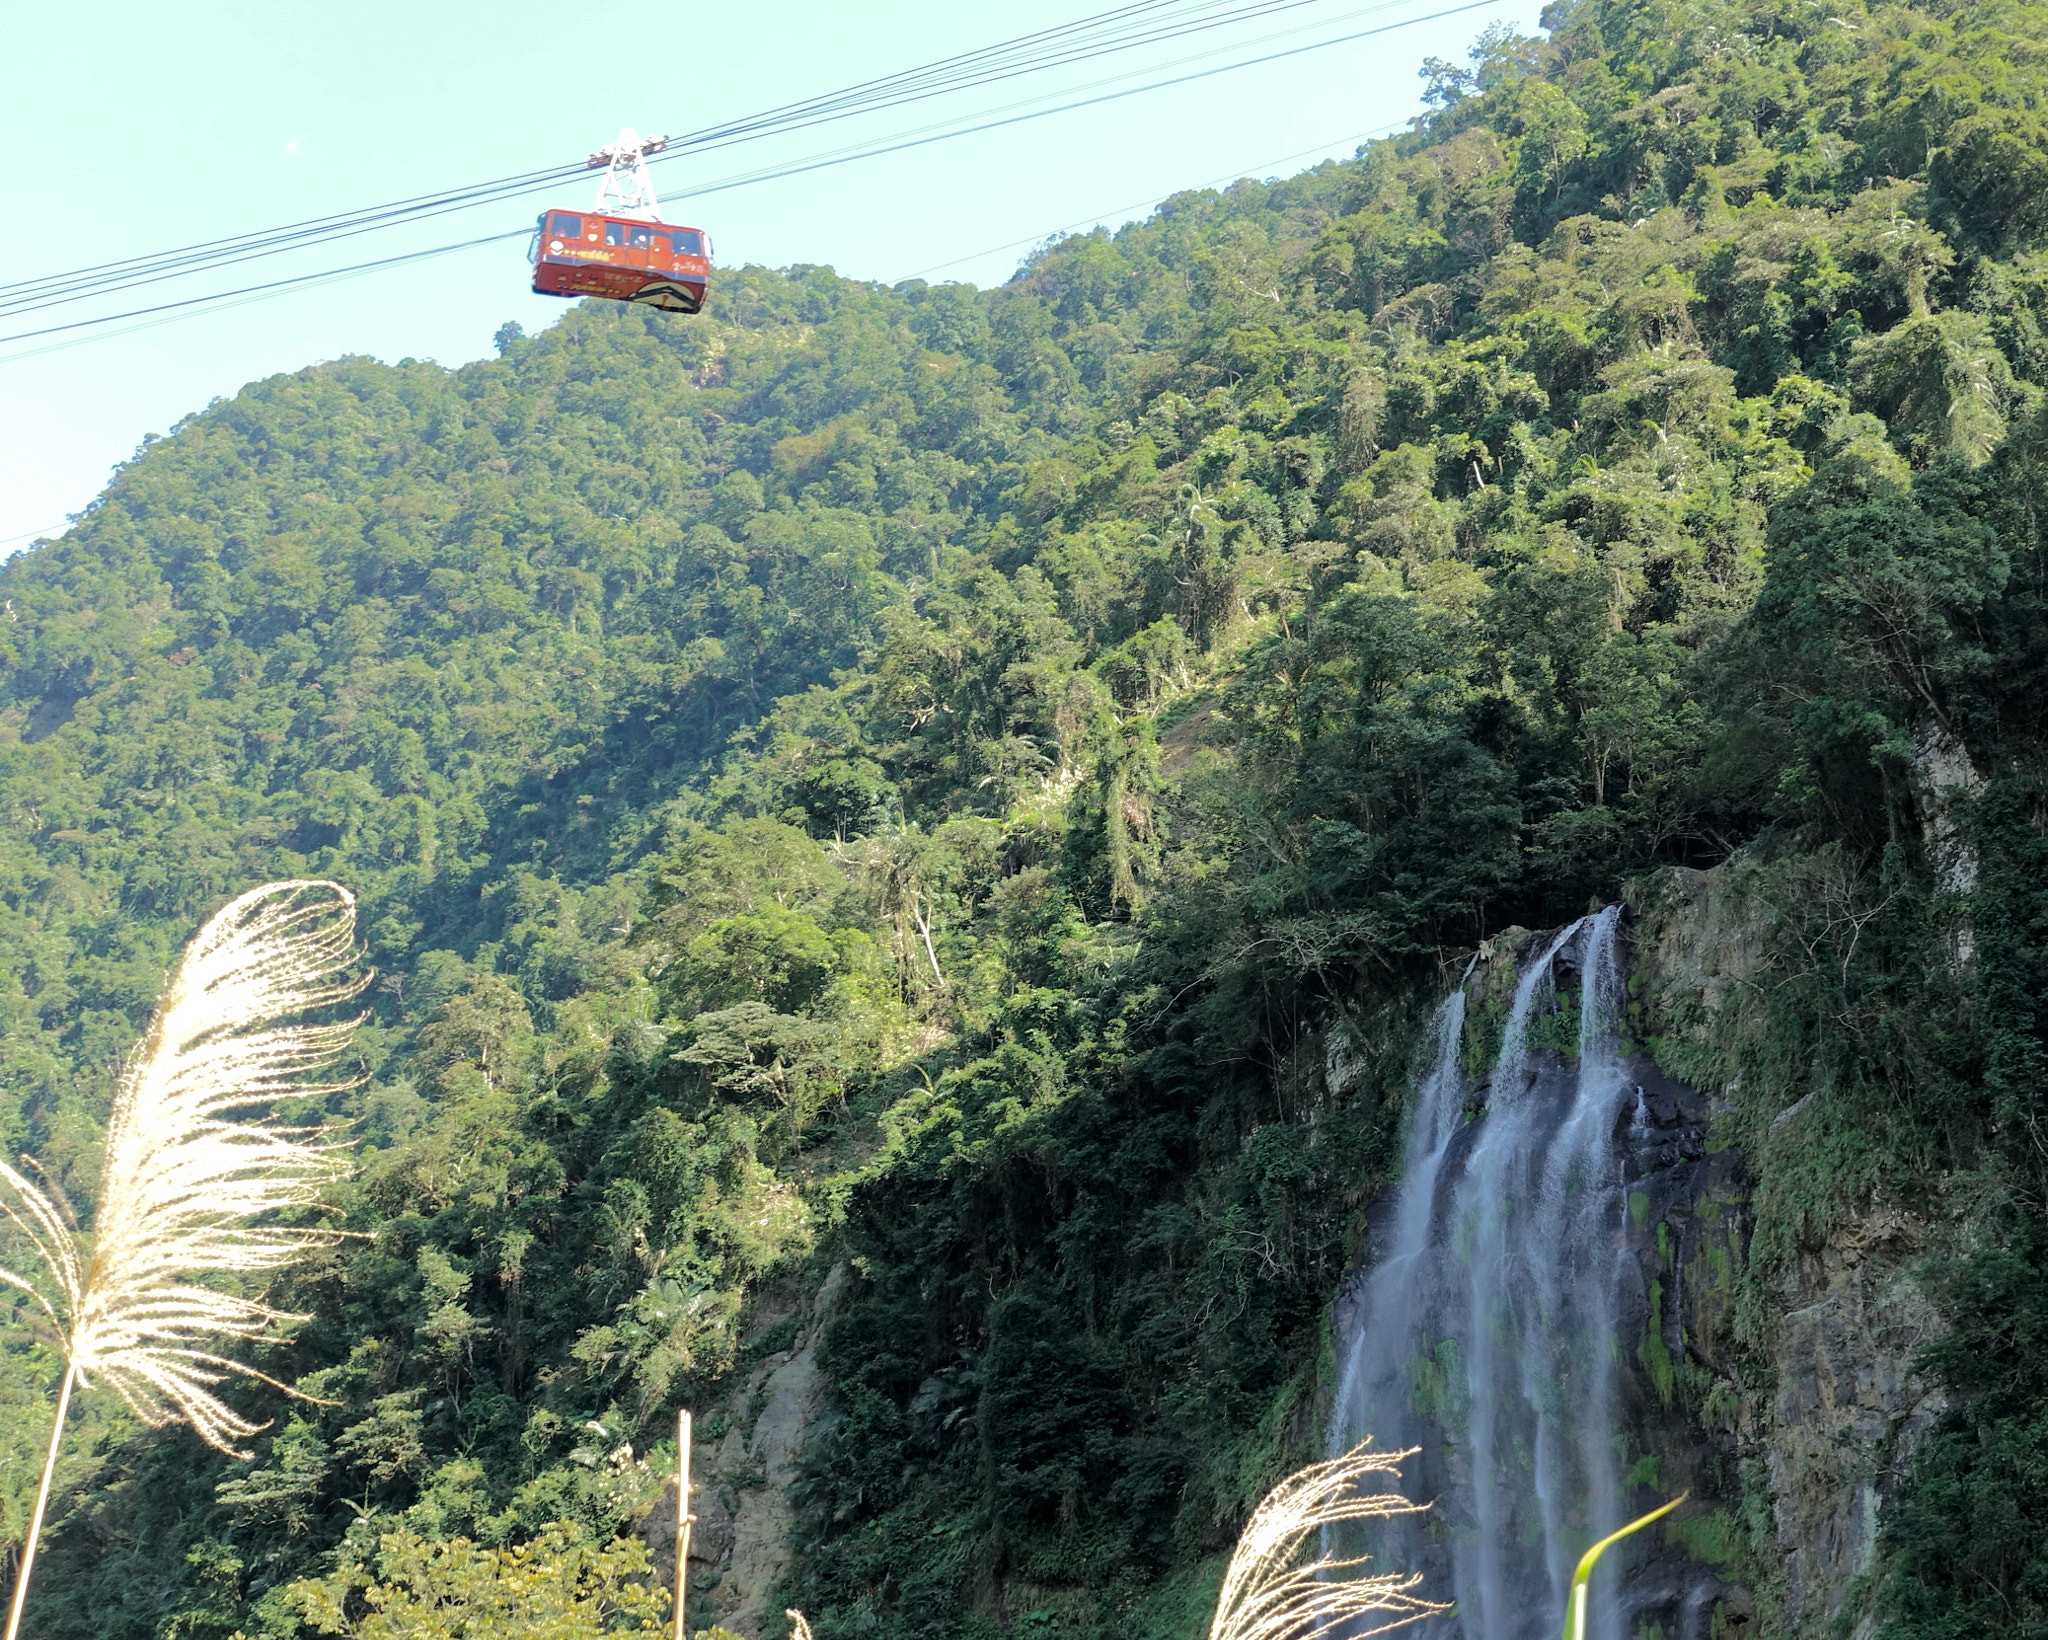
[1329,908,1639,1640]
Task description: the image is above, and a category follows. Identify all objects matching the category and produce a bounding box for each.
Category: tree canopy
[5,2,2048,1636]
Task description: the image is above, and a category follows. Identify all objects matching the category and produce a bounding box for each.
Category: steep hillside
[3,1,2048,1636]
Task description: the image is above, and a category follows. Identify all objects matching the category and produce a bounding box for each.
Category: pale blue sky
[0,0,1544,551]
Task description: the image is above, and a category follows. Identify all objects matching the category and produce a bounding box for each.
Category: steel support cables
[0,0,1497,360]
[0,0,1337,322]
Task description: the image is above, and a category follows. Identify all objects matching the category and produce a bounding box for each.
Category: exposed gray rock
[645,1262,851,1638]
[647,859,1950,1640]
[1630,864,1948,1637]
[1632,863,1770,1025]
[1765,1208,1945,1632]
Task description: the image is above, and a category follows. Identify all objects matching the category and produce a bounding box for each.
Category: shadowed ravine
[1328,910,1724,1640]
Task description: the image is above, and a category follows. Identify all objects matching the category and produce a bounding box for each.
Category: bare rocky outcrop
[1631,863,1949,1636]
[644,1262,850,1639]
[1764,1207,1945,1634]
[1631,861,1772,1024]
[1912,720,1982,897]
[645,859,1951,1640]
[1912,720,1983,968]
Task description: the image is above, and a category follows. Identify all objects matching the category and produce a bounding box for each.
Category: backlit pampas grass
[1209,1442,1448,1640]
[0,880,369,1640]
[775,1445,1441,1640]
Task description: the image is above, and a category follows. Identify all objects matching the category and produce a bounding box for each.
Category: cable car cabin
[530,210,708,314]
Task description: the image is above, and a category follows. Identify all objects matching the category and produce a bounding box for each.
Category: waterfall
[1329,908,1641,1640]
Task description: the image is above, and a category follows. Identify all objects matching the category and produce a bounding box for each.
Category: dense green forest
[4,0,2048,1633]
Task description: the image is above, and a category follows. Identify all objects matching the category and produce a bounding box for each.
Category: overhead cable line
[0,234,519,349]
[1,522,72,549]
[0,0,1492,362]
[649,0,1486,204]
[0,116,1396,383]
[0,0,1329,318]
[0,0,1346,320]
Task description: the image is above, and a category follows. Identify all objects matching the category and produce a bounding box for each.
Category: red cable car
[531,129,709,315]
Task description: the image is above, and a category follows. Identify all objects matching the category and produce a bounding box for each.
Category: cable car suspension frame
[587,128,670,219]
[530,127,709,315]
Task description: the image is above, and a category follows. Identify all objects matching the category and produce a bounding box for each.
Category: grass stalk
[1562,1493,1689,1640]
[4,1362,76,1640]
[0,881,368,1636]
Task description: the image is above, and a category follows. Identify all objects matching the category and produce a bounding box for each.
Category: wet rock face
[1610,1049,1751,1640]
[1328,913,1745,1640]
[1329,888,1944,1640]
[1345,1039,1751,1640]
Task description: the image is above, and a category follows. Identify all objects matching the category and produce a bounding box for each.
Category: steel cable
[0,0,1492,359]
[0,0,1338,318]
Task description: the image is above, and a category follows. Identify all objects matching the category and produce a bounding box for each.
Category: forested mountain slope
[3,0,2047,1635]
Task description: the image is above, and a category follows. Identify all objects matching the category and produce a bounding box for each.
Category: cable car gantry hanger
[530,128,711,316]
[590,128,669,216]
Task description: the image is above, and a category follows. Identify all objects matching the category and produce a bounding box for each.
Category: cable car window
[548,213,582,238]
[604,220,626,247]
[627,225,654,249]
[671,229,704,256]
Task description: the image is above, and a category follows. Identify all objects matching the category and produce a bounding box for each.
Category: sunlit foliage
[4,1,2048,1635]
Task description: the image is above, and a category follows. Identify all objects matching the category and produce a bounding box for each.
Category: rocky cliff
[1292,859,1950,1640]
[1631,866,1947,1639]
[645,859,1950,1640]
[645,1265,852,1636]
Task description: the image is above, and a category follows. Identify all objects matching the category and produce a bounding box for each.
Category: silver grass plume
[784,1446,1441,1640]
[1209,1442,1449,1640]
[0,880,369,1640]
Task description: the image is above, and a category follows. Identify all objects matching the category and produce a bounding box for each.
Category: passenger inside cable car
[530,207,710,315]
[531,128,706,313]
